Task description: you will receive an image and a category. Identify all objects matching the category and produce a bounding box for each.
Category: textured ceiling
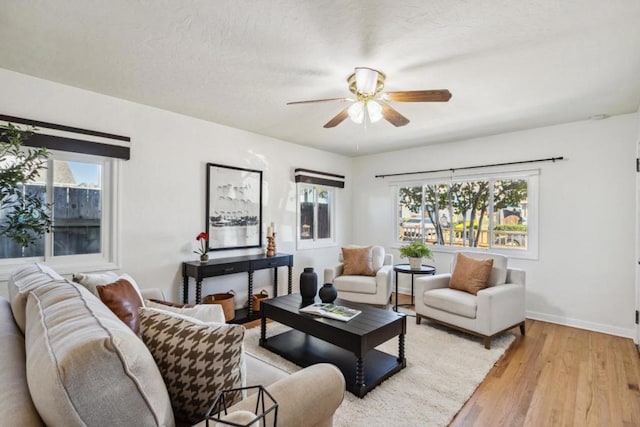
[1,0,639,156]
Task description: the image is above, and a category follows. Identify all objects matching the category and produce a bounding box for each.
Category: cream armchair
[324,245,393,307]
[414,251,525,349]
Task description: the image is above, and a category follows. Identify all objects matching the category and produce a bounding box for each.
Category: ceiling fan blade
[323,106,350,128]
[382,89,452,103]
[287,97,352,105]
[381,104,410,127]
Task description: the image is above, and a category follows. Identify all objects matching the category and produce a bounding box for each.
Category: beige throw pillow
[342,246,375,276]
[449,253,494,295]
[138,308,245,424]
[144,299,227,324]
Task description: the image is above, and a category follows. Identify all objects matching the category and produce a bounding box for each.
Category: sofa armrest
[415,273,451,294]
[140,288,165,301]
[192,363,345,427]
[324,263,344,283]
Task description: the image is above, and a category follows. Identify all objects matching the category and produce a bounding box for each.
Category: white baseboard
[526,310,637,342]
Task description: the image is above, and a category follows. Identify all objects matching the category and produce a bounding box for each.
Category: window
[297,183,335,249]
[0,149,119,274]
[396,171,538,258]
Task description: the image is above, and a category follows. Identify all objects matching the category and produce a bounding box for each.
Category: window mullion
[488,179,495,249]
[313,187,319,241]
[44,159,54,260]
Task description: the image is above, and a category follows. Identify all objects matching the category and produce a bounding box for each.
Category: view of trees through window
[398,177,528,250]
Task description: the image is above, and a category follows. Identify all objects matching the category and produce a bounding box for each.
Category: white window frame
[296,182,337,250]
[392,169,539,260]
[0,149,121,279]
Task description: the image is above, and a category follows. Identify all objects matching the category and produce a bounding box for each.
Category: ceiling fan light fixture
[354,67,379,95]
[348,101,364,124]
[367,100,383,123]
[348,67,386,96]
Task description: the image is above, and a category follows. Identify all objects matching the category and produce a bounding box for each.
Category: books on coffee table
[299,303,361,322]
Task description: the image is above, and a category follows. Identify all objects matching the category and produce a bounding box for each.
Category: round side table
[393,264,436,312]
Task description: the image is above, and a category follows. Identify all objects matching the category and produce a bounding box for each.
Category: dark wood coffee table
[259,293,406,398]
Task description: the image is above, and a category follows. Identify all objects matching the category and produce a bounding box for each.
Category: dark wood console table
[182,253,293,323]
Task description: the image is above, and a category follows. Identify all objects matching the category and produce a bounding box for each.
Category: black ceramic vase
[318,283,338,304]
[299,267,317,300]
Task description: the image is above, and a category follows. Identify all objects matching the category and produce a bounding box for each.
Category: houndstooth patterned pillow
[138,307,245,424]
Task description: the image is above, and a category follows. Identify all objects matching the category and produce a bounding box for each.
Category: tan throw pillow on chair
[342,246,375,276]
[449,253,494,295]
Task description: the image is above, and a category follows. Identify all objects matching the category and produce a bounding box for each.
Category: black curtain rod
[375,156,564,179]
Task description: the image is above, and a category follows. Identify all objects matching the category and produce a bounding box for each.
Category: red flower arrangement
[194,232,208,255]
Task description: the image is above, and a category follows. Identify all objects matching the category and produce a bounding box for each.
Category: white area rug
[244,320,515,427]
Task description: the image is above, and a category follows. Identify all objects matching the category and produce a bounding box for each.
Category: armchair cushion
[334,275,377,294]
[423,288,477,319]
[342,246,375,276]
[139,307,245,424]
[450,253,493,295]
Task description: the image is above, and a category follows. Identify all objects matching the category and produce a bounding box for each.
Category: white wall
[3,67,639,339]
[0,68,353,307]
[352,114,639,339]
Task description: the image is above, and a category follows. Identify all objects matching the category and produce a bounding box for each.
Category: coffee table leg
[355,357,365,397]
[398,333,406,367]
[259,315,267,346]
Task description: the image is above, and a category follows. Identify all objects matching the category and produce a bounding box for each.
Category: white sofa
[1,263,345,426]
[324,245,393,307]
[414,251,526,349]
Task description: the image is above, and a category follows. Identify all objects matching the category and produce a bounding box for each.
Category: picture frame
[206,163,263,251]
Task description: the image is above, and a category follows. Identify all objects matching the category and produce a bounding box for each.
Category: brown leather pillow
[342,246,375,276]
[449,253,494,295]
[97,278,144,334]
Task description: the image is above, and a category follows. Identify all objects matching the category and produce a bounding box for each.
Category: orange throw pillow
[449,253,494,295]
[97,278,144,334]
[342,246,375,276]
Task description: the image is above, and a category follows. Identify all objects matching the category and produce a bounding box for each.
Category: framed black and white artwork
[205,163,262,250]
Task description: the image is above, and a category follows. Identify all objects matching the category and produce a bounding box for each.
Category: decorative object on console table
[299,267,317,302]
[205,385,278,427]
[266,222,276,256]
[318,283,338,303]
[266,234,276,257]
[194,231,209,262]
[206,163,263,251]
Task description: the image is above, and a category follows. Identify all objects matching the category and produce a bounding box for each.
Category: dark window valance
[294,168,345,188]
[0,114,130,160]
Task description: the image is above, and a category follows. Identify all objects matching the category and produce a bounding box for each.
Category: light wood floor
[249,294,640,426]
[401,293,640,426]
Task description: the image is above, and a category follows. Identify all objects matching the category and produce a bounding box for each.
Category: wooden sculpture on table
[266,222,276,257]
